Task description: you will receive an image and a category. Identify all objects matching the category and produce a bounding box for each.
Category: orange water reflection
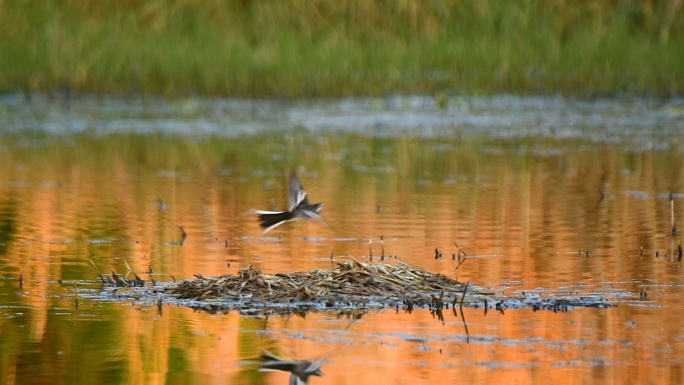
[1,130,683,384]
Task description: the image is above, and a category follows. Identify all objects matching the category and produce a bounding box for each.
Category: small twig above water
[591,188,606,212]
[452,241,468,272]
[179,223,188,245]
[453,241,468,258]
[157,195,168,211]
[459,282,471,342]
[671,194,677,235]
[88,259,108,285]
[434,248,443,259]
[369,239,373,260]
[110,267,127,287]
[123,258,145,286]
[459,281,470,310]
[431,291,445,323]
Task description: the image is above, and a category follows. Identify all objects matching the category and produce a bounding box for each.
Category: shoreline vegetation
[1,0,683,98]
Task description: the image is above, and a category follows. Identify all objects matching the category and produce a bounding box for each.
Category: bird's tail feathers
[258,211,294,233]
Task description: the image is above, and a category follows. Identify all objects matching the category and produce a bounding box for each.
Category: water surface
[1,94,684,384]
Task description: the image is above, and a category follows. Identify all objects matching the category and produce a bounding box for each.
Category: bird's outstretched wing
[300,210,326,224]
[300,358,325,377]
[288,172,308,211]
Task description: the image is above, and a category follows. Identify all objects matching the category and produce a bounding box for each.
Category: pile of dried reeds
[166,257,477,307]
[86,256,616,315]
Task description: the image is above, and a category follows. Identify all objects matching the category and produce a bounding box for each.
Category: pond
[1,93,683,384]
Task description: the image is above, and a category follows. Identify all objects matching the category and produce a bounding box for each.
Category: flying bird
[255,171,325,233]
[259,350,325,385]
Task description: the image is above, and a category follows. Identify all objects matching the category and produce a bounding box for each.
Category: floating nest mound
[91,257,616,315]
[168,257,477,309]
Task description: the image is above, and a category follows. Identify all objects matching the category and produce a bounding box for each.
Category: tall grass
[1,0,683,97]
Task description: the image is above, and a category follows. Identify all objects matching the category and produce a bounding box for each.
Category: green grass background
[1,0,683,97]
